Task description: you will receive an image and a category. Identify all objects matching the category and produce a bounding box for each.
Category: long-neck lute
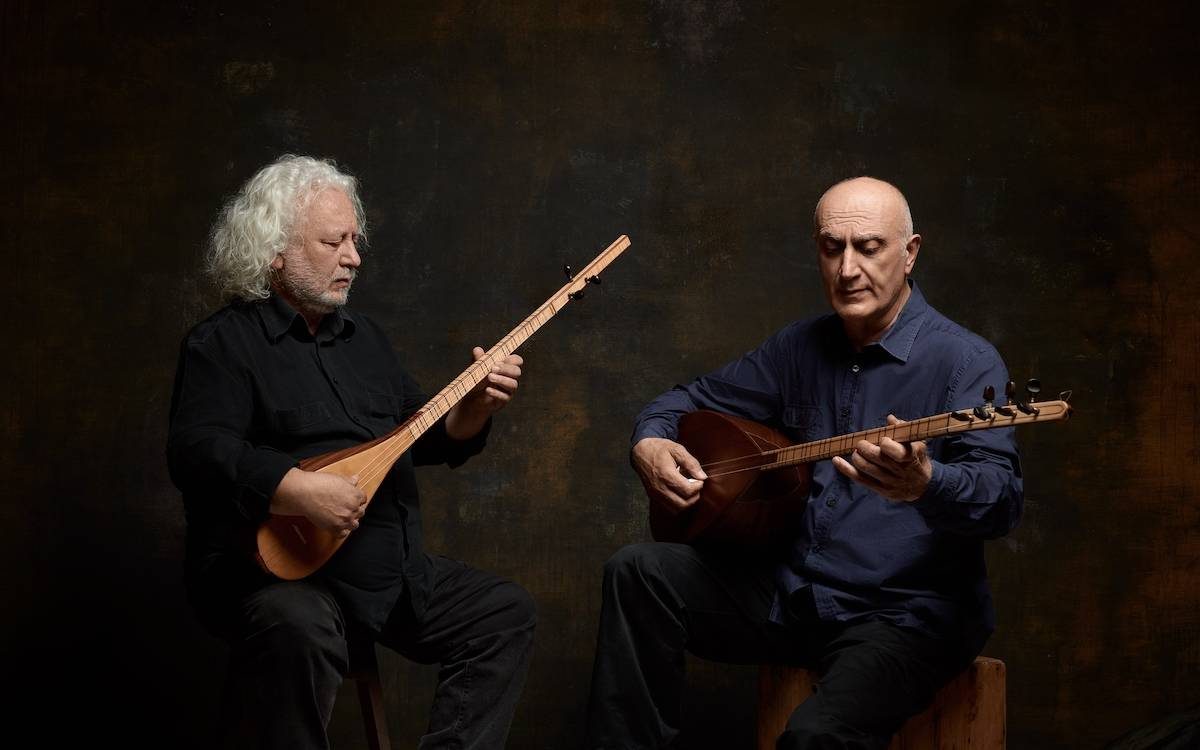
[649,391,1071,547]
[257,234,631,579]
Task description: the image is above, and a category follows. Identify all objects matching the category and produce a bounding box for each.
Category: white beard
[275,255,356,314]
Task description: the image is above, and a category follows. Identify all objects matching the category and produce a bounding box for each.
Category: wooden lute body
[255,235,630,580]
[649,393,1072,547]
[648,411,810,547]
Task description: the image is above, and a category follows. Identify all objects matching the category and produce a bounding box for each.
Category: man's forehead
[302,189,357,228]
[816,189,903,233]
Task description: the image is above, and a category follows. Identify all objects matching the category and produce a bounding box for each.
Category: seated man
[585,177,1022,749]
[168,155,535,749]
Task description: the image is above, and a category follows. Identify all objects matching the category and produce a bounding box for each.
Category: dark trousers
[212,554,536,750]
[584,543,976,750]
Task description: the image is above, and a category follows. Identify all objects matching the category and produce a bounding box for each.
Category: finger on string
[487,374,519,391]
[836,456,889,496]
[878,436,913,464]
[675,450,708,481]
[663,470,700,496]
[850,451,894,484]
[833,455,858,480]
[851,448,905,481]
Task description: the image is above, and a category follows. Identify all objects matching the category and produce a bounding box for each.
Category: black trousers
[210,554,536,750]
[584,543,977,750]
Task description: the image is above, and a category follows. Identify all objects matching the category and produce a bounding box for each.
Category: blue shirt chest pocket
[781,403,821,442]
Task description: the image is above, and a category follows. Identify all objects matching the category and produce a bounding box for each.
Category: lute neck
[758,399,1072,472]
[371,235,631,471]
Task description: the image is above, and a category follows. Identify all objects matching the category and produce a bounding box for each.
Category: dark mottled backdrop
[3,1,1197,747]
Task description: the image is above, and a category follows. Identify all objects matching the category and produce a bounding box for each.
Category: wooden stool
[347,640,392,750]
[757,656,1005,749]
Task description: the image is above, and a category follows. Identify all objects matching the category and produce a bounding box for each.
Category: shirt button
[825,498,837,508]
[851,364,861,373]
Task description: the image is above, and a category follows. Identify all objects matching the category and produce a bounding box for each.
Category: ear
[903,234,921,274]
[270,252,285,271]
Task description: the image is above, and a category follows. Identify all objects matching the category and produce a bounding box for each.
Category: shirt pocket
[781,403,821,441]
[368,393,403,420]
[273,401,333,432]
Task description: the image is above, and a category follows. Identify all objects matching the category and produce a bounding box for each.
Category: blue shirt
[632,282,1023,650]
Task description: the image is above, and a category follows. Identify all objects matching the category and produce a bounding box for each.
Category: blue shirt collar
[858,279,927,364]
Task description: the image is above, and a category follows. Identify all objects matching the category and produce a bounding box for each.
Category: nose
[341,238,362,268]
[838,248,860,280]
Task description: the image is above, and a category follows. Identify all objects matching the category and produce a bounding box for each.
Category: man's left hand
[832,415,932,502]
[445,346,523,440]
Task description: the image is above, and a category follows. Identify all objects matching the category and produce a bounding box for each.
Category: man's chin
[833,301,877,321]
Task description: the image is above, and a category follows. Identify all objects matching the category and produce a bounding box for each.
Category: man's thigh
[785,619,972,742]
[377,554,535,664]
[610,541,805,665]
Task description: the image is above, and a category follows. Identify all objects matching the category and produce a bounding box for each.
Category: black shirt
[167,293,488,631]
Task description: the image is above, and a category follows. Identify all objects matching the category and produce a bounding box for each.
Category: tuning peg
[983,385,995,405]
[1017,378,1041,416]
[1025,379,1042,402]
[586,275,602,285]
[568,289,585,301]
[995,381,1017,417]
[563,264,575,280]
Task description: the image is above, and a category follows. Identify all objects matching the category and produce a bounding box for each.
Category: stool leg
[356,669,391,750]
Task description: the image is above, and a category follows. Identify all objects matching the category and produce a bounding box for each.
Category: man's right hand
[631,437,708,513]
[270,468,367,538]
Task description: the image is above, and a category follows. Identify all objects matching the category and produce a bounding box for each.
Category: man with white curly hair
[168,155,535,749]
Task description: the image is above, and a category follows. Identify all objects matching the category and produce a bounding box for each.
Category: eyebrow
[816,231,886,244]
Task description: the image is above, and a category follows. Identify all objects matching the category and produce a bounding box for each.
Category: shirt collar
[873,279,927,363]
[256,293,357,343]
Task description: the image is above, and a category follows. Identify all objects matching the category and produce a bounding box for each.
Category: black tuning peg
[1025,379,1042,401]
[995,381,1017,417]
[586,275,602,285]
[1017,378,1041,416]
[568,289,586,300]
[563,264,575,280]
[971,385,997,420]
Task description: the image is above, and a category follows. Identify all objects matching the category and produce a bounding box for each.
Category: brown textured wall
[3,1,1197,747]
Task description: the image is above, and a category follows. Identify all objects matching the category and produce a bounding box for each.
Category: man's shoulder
[181,300,261,350]
[918,302,1003,363]
[760,312,842,356]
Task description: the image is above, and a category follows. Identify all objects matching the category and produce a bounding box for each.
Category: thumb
[674,446,708,481]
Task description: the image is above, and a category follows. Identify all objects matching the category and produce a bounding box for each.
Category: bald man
[585,178,1022,749]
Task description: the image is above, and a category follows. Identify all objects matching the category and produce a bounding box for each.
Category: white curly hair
[206,155,367,301]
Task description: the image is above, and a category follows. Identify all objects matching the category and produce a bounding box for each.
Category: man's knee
[491,579,537,635]
[239,582,345,656]
[602,541,671,585]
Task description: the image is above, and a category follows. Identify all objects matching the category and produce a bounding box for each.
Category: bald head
[813,177,913,239]
[812,176,922,347]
